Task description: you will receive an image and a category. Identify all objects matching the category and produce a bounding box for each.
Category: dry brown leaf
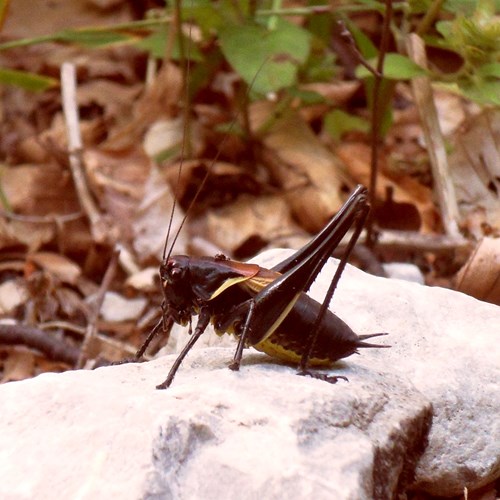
[298,81,360,123]
[125,267,158,292]
[143,118,204,161]
[99,292,147,323]
[164,161,262,212]
[191,194,301,257]
[455,237,500,305]
[0,349,35,383]
[84,148,151,243]
[132,166,187,263]
[0,218,55,252]
[28,252,82,286]
[251,101,350,232]
[76,80,142,125]
[104,63,183,151]
[2,0,131,38]
[1,163,79,215]
[449,109,500,234]
[336,142,437,232]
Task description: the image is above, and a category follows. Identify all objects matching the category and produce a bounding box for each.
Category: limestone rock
[253,249,500,496]
[0,249,499,498]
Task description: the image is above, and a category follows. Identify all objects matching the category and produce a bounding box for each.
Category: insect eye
[171,267,182,278]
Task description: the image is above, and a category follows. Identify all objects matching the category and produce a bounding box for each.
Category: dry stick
[406,34,462,238]
[0,324,80,365]
[60,62,109,244]
[0,209,83,224]
[376,229,470,254]
[76,249,119,368]
[40,321,137,358]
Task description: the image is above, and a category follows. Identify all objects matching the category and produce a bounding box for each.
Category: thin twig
[375,229,469,253]
[0,324,106,367]
[367,0,393,247]
[77,250,120,368]
[0,209,83,224]
[334,20,382,78]
[0,324,79,365]
[40,321,137,357]
[405,34,461,237]
[61,62,110,244]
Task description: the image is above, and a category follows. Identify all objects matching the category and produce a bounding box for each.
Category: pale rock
[252,249,500,496]
[0,350,430,500]
[0,249,499,499]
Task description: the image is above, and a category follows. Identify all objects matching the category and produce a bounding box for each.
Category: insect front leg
[156,306,211,390]
[213,299,255,372]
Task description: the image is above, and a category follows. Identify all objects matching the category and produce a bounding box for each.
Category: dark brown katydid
[137,184,388,389]
[132,5,388,389]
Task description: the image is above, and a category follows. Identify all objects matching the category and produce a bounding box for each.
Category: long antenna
[164,30,271,262]
[162,0,192,261]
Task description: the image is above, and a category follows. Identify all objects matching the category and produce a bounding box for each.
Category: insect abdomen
[253,292,364,366]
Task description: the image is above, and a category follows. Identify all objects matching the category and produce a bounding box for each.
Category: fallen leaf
[125,267,158,292]
[1,349,35,383]
[28,252,82,285]
[99,291,147,322]
[455,237,500,305]
[191,194,302,258]
[449,109,500,234]
[251,101,350,232]
[336,142,437,232]
[132,166,187,262]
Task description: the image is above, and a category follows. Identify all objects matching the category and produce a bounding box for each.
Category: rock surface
[0,249,499,499]
[253,249,500,496]
[0,351,430,500]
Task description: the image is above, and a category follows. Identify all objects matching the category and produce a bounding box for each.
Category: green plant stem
[257,2,407,16]
[416,0,446,36]
[267,0,283,30]
[0,18,172,51]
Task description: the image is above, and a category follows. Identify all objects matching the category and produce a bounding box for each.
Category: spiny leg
[298,198,369,383]
[228,300,256,371]
[156,308,210,389]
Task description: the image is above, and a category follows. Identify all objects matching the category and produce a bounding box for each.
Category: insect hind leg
[298,192,370,379]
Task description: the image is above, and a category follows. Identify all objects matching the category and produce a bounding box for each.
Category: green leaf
[134,28,203,61]
[324,110,370,141]
[477,62,500,77]
[345,19,378,60]
[459,79,500,105]
[356,54,427,80]
[182,0,225,34]
[219,19,310,94]
[288,87,326,105]
[0,68,58,92]
[55,29,133,47]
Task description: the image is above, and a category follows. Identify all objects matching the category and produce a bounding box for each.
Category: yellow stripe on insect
[209,276,254,299]
[260,292,301,342]
[253,338,333,367]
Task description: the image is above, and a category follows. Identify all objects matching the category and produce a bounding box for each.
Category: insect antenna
[162,35,270,262]
[162,0,194,262]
